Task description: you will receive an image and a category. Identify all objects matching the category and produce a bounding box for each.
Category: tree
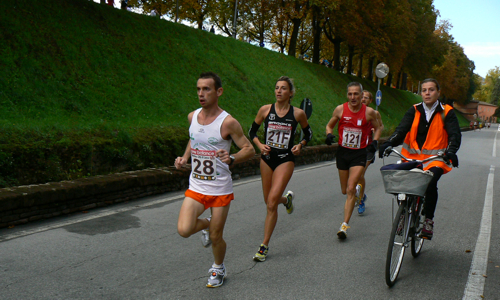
[240,0,276,47]
[286,0,310,57]
[491,77,500,105]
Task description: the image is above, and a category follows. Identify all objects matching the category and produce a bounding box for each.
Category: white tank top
[189,108,233,195]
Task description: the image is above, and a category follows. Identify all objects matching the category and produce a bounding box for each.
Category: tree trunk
[357,54,363,77]
[346,45,354,75]
[100,0,106,4]
[401,73,408,91]
[311,6,322,64]
[386,72,393,87]
[288,18,302,57]
[395,71,402,89]
[367,57,375,81]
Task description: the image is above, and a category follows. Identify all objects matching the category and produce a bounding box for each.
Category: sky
[433,0,500,78]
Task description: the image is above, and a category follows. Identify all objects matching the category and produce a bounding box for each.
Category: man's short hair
[363,91,374,100]
[347,81,363,93]
[421,78,440,91]
[199,72,222,89]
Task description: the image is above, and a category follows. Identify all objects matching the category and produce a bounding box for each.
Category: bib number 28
[191,149,217,180]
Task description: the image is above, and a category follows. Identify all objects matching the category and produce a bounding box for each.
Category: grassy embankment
[0,0,469,187]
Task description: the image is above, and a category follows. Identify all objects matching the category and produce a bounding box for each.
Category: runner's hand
[325,133,336,145]
[216,149,231,165]
[174,157,187,169]
[366,140,378,154]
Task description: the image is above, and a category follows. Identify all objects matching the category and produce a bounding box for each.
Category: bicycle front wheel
[411,197,425,257]
[385,202,407,287]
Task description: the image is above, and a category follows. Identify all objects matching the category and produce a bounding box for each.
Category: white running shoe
[201,217,212,248]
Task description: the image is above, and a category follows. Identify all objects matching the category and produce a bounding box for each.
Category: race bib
[342,127,362,149]
[266,122,292,149]
[191,149,217,180]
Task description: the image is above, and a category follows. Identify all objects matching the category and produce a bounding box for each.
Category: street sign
[375,63,389,79]
[376,90,382,107]
[300,98,313,119]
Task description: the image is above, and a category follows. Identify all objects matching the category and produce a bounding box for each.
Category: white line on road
[462,165,495,300]
[0,161,335,242]
[493,129,498,157]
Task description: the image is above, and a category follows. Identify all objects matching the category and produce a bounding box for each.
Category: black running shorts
[336,146,367,170]
[261,150,295,171]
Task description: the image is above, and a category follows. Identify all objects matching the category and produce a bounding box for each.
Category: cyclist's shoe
[206,264,226,288]
[284,191,294,214]
[420,218,434,240]
[358,194,367,214]
[337,222,350,239]
[354,184,362,207]
[253,244,269,262]
[201,217,212,248]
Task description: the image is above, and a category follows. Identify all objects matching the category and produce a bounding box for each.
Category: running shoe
[354,184,362,207]
[358,194,367,214]
[337,222,350,239]
[420,218,434,240]
[206,264,226,288]
[253,244,269,262]
[201,217,212,248]
[284,191,294,214]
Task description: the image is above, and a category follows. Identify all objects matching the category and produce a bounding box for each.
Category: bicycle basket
[380,167,433,196]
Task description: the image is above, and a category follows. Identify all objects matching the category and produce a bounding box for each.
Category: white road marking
[493,129,498,157]
[0,161,335,242]
[462,165,495,299]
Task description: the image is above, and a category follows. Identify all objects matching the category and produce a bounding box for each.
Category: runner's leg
[262,161,294,246]
[210,205,231,265]
[343,166,365,223]
[177,197,209,237]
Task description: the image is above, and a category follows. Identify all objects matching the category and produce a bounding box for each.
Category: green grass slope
[0,0,468,187]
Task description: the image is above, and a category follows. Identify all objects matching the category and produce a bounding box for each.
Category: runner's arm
[221,116,255,165]
[174,111,195,169]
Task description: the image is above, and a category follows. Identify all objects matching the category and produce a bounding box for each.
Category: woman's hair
[276,76,295,98]
[421,78,440,91]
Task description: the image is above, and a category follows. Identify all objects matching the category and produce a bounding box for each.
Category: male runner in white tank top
[175,72,255,288]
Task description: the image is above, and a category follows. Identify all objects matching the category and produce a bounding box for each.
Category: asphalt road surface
[1,126,499,300]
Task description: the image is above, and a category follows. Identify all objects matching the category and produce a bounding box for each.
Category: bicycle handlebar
[383,147,451,165]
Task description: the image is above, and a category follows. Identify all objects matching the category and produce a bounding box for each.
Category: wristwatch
[229,155,235,166]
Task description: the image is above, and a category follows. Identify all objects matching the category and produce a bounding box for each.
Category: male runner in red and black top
[325,82,382,239]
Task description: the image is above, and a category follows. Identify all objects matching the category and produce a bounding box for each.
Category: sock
[212,263,224,269]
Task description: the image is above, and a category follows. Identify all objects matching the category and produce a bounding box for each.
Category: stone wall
[0,145,338,228]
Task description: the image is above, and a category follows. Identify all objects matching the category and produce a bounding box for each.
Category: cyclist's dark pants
[423,167,444,220]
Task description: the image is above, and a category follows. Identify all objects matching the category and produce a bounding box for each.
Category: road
[1,126,499,299]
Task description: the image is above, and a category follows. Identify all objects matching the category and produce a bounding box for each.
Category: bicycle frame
[383,147,448,287]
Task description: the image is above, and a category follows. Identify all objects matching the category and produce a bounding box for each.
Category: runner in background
[354,91,384,214]
[325,82,381,239]
[248,76,312,261]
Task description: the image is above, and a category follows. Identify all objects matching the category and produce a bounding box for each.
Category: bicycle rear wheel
[385,202,407,287]
[411,197,425,257]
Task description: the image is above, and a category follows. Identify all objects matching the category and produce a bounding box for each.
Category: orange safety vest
[401,104,453,174]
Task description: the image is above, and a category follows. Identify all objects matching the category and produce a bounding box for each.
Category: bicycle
[380,147,450,287]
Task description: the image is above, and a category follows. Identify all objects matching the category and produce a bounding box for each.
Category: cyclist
[379,78,461,240]
[248,76,312,261]
[325,82,382,239]
[355,90,384,214]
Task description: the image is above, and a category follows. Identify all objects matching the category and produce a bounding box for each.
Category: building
[477,101,498,123]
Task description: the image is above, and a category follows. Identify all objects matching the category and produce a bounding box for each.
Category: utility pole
[232,1,238,38]
[175,0,179,23]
